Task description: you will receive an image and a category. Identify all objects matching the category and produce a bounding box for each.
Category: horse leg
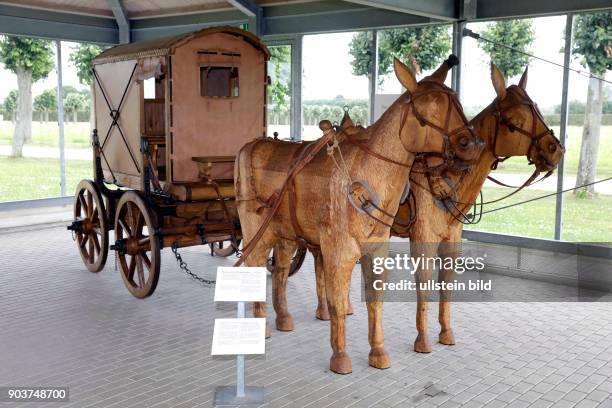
[322,252,355,374]
[412,240,439,353]
[361,251,390,369]
[272,240,295,331]
[313,248,330,321]
[438,239,459,345]
[314,248,353,320]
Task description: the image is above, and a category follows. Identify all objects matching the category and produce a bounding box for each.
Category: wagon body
[69,27,307,298]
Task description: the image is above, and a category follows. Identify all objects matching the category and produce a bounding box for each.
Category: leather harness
[233,82,475,266]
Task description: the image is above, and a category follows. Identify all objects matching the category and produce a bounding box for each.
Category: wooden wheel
[73,179,108,272]
[114,191,160,298]
[210,239,241,257]
[267,246,307,277]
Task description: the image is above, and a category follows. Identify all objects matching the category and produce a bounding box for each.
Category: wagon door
[93,59,143,188]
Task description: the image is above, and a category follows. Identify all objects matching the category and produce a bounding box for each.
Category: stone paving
[0,225,611,407]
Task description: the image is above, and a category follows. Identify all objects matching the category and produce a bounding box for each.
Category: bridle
[403,80,478,172]
[490,86,558,173]
[408,87,563,225]
[342,80,479,229]
[485,87,562,201]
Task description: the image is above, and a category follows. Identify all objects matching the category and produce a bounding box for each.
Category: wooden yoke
[234,120,337,266]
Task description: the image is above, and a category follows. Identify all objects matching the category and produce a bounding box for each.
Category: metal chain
[171,242,216,285]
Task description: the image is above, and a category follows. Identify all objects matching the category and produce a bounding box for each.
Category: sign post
[212,267,267,406]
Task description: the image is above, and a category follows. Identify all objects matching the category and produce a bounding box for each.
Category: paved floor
[1,225,612,408]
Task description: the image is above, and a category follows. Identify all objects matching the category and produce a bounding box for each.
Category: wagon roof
[93,26,270,65]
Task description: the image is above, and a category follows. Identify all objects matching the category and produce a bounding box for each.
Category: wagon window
[200,66,239,97]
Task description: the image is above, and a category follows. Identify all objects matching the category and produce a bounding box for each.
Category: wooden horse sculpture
[235,56,483,374]
[401,64,565,353]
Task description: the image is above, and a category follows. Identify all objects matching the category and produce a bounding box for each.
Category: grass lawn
[465,186,612,242]
[494,126,612,178]
[0,121,90,148]
[0,156,92,201]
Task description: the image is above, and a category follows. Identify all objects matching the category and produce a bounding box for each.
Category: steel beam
[129,10,246,41]
[554,13,574,240]
[342,0,456,21]
[56,41,66,197]
[108,0,130,43]
[451,21,465,94]
[264,4,435,36]
[0,4,118,43]
[291,36,303,141]
[476,0,612,20]
[369,30,378,125]
[227,0,258,18]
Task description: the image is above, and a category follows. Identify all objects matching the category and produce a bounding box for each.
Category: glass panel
[462,16,566,239]
[267,45,292,139]
[302,33,369,141]
[560,12,612,242]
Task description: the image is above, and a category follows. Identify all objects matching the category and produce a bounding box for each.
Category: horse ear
[491,63,507,100]
[518,66,528,90]
[394,57,417,93]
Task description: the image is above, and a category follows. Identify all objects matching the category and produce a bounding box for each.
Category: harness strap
[234,126,337,267]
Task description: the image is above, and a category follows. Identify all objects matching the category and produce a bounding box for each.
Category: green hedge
[543,113,612,127]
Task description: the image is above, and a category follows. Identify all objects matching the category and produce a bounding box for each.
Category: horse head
[489,64,564,173]
[393,56,484,170]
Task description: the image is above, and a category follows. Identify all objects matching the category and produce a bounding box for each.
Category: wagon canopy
[93,26,270,65]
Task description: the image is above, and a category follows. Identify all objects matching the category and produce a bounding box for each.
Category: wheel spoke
[86,191,93,217]
[88,237,94,263]
[127,202,137,232]
[136,255,146,288]
[92,233,101,254]
[79,234,89,249]
[138,236,150,247]
[78,193,88,216]
[141,252,151,270]
[128,255,136,281]
[118,219,132,238]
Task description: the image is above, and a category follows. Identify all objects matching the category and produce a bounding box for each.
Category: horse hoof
[439,329,455,345]
[368,347,390,369]
[265,323,271,339]
[414,333,432,353]
[316,307,330,321]
[330,352,352,374]
[275,314,294,331]
[346,301,354,315]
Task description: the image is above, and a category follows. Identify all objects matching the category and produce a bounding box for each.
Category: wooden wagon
[68,27,305,298]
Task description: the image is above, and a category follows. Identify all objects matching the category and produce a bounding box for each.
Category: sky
[302,16,611,111]
[1,16,611,111]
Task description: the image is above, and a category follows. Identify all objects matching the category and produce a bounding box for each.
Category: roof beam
[342,0,456,21]
[0,4,118,43]
[263,4,436,36]
[130,10,245,42]
[107,0,130,43]
[475,0,612,20]
[226,0,258,18]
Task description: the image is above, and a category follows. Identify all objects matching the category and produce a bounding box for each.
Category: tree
[572,12,612,196]
[3,90,18,122]
[0,36,54,156]
[478,20,535,78]
[349,27,451,90]
[69,43,104,130]
[268,46,291,123]
[64,92,86,123]
[34,89,56,123]
[349,27,451,119]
